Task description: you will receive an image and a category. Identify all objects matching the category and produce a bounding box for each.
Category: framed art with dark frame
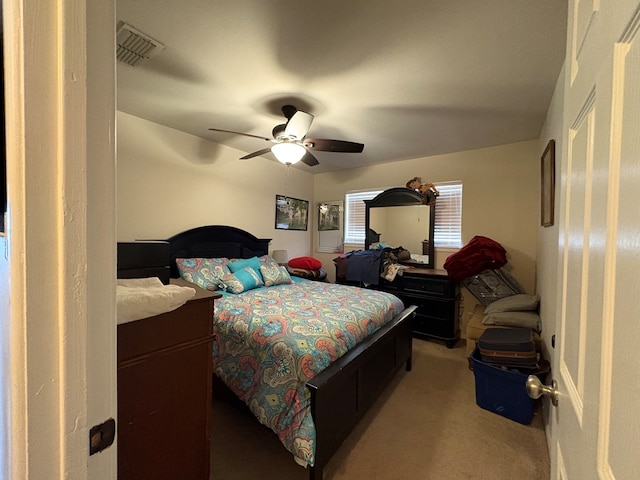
[275,195,309,231]
[541,139,556,227]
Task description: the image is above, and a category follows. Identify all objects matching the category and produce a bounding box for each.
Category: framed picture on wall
[318,202,341,231]
[317,201,344,253]
[541,139,556,227]
[275,195,309,231]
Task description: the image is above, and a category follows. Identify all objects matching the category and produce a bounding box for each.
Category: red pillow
[288,256,322,270]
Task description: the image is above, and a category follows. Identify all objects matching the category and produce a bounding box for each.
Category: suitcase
[477,327,538,369]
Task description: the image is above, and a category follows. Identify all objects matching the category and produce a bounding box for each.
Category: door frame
[3,1,116,478]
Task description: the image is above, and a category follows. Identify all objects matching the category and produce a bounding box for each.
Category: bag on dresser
[477,327,538,369]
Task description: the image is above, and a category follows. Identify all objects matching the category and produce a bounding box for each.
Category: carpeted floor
[210,339,550,480]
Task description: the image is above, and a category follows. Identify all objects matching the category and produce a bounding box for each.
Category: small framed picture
[275,195,309,231]
[318,202,341,231]
[541,139,556,227]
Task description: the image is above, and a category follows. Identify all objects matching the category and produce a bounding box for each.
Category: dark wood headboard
[166,225,271,278]
[117,241,171,284]
[117,226,271,281]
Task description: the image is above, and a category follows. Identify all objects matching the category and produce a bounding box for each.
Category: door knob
[526,375,559,406]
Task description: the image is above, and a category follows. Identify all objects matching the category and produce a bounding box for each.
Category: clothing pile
[334,246,412,285]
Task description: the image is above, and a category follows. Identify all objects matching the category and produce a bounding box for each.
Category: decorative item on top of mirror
[317,201,344,253]
[405,177,440,206]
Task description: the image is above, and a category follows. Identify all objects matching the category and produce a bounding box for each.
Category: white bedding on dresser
[116,276,195,324]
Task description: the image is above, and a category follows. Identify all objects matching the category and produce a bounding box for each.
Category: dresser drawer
[118,297,214,362]
[401,274,456,297]
[400,294,452,320]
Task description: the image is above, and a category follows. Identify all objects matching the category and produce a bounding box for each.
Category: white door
[550,1,640,478]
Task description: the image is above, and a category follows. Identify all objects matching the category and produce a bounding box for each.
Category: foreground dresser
[117,280,219,480]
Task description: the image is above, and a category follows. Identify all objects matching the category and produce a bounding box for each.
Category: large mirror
[365,187,435,269]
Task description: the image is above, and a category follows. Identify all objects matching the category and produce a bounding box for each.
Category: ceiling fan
[208,105,364,166]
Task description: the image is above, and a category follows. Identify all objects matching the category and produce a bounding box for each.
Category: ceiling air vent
[116,22,165,67]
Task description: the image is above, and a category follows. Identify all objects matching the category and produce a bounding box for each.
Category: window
[344,181,463,247]
[344,189,383,244]
[433,181,463,248]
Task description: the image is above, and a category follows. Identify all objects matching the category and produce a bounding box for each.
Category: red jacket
[443,236,507,280]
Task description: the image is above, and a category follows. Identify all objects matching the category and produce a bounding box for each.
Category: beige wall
[117,112,315,260]
[118,112,541,331]
[536,65,564,367]
[313,140,540,322]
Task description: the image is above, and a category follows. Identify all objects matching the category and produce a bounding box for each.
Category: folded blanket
[117,277,196,325]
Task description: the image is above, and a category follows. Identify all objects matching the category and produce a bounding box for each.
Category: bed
[164,225,416,480]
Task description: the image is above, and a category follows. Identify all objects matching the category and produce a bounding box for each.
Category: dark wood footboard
[306,305,416,480]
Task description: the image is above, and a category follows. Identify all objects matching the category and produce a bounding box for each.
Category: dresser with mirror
[338,187,460,348]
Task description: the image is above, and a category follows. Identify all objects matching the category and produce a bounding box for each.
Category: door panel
[554,1,640,479]
[560,96,595,423]
[599,24,640,478]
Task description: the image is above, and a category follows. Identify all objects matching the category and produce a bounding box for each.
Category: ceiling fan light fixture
[271,143,306,165]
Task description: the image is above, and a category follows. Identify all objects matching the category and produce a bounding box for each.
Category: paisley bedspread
[212,279,404,467]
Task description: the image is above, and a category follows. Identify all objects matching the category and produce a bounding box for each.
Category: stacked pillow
[175,257,230,291]
[482,294,541,331]
[176,255,292,294]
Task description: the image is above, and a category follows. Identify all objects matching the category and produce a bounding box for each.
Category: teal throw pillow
[228,256,262,279]
[220,266,264,294]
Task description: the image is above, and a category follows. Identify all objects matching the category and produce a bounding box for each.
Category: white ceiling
[116,0,567,173]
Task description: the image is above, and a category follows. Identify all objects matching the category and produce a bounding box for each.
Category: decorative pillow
[288,256,322,270]
[219,266,264,294]
[482,311,541,331]
[258,255,278,266]
[485,294,540,314]
[228,256,263,279]
[175,258,230,291]
[260,264,293,287]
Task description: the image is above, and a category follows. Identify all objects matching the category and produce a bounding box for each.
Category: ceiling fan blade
[240,147,273,160]
[284,111,314,140]
[304,138,364,153]
[300,150,319,167]
[209,128,272,142]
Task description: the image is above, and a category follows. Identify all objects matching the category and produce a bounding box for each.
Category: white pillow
[484,294,540,314]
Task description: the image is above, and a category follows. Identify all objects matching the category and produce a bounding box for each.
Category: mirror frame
[364,187,436,269]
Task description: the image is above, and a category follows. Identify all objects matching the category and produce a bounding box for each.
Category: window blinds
[433,182,463,248]
[344,190,383,244]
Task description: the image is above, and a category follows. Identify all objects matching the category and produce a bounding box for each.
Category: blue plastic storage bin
[470,348,534,425]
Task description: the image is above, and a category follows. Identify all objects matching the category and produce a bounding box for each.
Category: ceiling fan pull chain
[283,163,291,197]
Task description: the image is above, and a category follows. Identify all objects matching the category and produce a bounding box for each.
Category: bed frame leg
[406,355,412,372]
